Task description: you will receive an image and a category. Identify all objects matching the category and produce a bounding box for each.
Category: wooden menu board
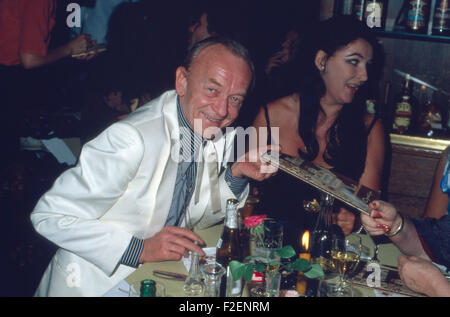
[352,265,424,297]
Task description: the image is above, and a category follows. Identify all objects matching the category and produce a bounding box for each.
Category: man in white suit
[31,37,276,296]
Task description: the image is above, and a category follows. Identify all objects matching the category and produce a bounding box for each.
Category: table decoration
[230,215,324,297]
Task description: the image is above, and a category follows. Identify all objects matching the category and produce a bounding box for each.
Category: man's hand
[398,255,450,297]
[68,34,99,60]
[139,227,205,263]
[230,145,279,182]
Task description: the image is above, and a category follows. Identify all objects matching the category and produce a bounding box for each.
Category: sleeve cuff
[225,165,248,197]
[120,236,144,268]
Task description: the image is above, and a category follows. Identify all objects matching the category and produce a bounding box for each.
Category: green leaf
[254,263,266,273]
[291,258,311,272]
[243,264,255,282]
[304,264,325,279]
[275,246,296,259]
[229,260,246,280]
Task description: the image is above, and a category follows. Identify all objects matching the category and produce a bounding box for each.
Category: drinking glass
[250,218,284,263]
[201,261,226,297]
[329,234,362,297]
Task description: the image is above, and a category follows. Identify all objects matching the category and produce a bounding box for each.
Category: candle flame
[302,230,310,251]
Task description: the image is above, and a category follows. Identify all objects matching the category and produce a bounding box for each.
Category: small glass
[201,261,226,297]
[265,270,281,297]
[183,251,204,296]
[250,218,284,263]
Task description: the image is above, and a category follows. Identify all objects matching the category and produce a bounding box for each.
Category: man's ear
[314,50,327,72]
[175,66,188,97]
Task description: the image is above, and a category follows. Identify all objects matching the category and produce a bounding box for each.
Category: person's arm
[336,118,385,234]
[20,35,95,69]
[31,122,145,276]
[361,200,431,260]
[423,146,450,219]
[398,255,450,297]
[359,118,385,191]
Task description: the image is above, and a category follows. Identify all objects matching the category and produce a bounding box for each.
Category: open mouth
[346,84,360,95]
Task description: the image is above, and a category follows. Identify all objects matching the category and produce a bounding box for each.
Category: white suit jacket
[31,90,249,297]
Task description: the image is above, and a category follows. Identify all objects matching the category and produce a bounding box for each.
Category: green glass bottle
[140,279,156,297]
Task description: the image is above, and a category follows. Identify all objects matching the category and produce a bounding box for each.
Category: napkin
[182,247,217,271]
[103,279,132,297]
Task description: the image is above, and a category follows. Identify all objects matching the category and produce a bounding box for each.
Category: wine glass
[329,234,362,297]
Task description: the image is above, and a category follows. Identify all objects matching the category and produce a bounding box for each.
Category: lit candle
[299,230,311,261]
[297,230,310,295]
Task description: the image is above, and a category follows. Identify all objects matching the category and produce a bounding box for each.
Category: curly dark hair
[294,15,381,180]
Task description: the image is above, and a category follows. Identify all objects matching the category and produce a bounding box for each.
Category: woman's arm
[335,118,385,235]
[359,118,385,191]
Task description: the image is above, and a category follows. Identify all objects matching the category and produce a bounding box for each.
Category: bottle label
[251,271,264,284]
[433,0,450,30]
[407,0,429,30]
[225,213,238,229]
[393,101,412,131]
[216,238,223,249]
[394,116,411,129]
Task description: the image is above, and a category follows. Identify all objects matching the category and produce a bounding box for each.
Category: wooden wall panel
[386,145,441,218]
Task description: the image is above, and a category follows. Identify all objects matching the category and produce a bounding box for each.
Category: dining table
[104,223,427,298]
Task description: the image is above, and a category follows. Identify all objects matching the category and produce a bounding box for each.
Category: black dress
[257,95,377,253]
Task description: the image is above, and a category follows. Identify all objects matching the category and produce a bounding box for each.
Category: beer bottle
[216,199,242,297]
[393,74,413,134]
[406,0,431,33]
[432,0,450,36]
[140,279,156,297]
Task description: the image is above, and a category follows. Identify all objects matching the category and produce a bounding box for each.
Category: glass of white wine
[329,235,362,297]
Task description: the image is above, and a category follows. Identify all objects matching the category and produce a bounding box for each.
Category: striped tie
[194,140,221,213]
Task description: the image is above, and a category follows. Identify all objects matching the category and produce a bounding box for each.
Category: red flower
[243,215,267,229]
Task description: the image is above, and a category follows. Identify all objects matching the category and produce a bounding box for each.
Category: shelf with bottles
[331,0,450,43]
[389,73,450,141]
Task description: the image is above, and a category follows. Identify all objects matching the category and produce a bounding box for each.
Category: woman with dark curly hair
[252,15,386,250]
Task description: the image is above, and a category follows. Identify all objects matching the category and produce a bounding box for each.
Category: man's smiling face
[176,44,252,139]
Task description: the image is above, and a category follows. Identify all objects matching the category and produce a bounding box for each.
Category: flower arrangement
[229,215,324,283]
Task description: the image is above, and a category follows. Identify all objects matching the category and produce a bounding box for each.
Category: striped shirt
[120,97,248,268]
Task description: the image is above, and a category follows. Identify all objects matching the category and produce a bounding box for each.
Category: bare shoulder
[364,114,384,135]
[266,93,300,123]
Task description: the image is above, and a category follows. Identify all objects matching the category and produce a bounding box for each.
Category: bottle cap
[226,199,239,207]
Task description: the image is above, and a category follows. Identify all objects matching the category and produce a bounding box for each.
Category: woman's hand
[361,200,402,236]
